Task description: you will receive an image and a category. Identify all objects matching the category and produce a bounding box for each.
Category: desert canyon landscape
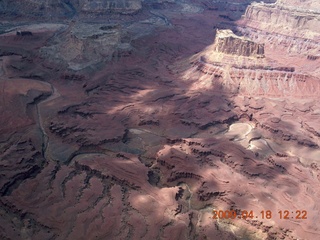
[0,0,320,239]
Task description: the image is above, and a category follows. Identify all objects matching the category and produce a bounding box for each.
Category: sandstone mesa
[0,0,320,239]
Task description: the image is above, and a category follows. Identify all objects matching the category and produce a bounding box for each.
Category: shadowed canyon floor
[1,0,320,239]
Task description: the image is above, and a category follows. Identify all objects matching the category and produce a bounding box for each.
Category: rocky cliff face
[277,0,320,11]
[242,1,320,37]
[237,0,320,55]
[179,28,320,97]
[190,59,320,97]
[1,1,320,240]
[213,29,264,57]
[205,0,276,20]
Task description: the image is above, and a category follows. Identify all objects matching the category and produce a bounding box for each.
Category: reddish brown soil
[0,6,320,240]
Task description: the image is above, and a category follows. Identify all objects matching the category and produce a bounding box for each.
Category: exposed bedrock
[203,0,276,20]
[190,60,320,96]
[79,0,142,14]
[1,1,320,239]
[237,27,320,55]
[237,0,320,54]
[0,0,143,18]
[182,25,320,98]
[183,28,320,97]
[40,22,124,71]
[213,29,264,57]
[242,0,320,35]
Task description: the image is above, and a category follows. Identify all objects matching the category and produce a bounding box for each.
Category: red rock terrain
[0,0,320,239]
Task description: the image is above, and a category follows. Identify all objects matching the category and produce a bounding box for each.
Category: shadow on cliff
[0,1,300,239]
[67,6,296,237]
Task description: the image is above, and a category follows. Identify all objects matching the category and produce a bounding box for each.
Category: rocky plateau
[0,0,320,240]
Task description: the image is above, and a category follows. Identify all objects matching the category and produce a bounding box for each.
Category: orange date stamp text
[212,209,308,220]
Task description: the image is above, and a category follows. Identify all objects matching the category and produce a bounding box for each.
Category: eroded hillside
[0,0,320,239]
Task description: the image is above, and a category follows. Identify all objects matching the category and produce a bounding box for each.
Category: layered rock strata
[203,0,276,20]
[1,1,320,240]
[213,29,264,57]
[80,0,142,14]
[183,28,320,97]
[237,0,320,55]
[190,59,319,97]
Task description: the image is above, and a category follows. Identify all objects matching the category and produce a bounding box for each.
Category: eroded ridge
[0,0,320,239]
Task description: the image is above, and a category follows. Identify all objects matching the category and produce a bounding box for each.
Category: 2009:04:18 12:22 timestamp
[212,210,308,220]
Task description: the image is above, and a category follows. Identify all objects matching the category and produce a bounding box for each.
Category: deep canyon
[0,0,320,239]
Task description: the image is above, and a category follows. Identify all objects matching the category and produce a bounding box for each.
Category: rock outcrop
[242,0,320,35]
[79,0,142,14]
[40,23,124,70]
[237,0,320,55]
[176,27,320,97]
[1,1,320,240]
[203,0,276,20]
[188,58,320,97]
[213,29,264,57]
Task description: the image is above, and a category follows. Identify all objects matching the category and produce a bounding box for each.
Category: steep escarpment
[194,62,318,96]
[180,28,320,97]
[237,0,320,56]
[213,29,264,57]
[203,0,276,20]
[1,0,320,240]
[241,0,320,36]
